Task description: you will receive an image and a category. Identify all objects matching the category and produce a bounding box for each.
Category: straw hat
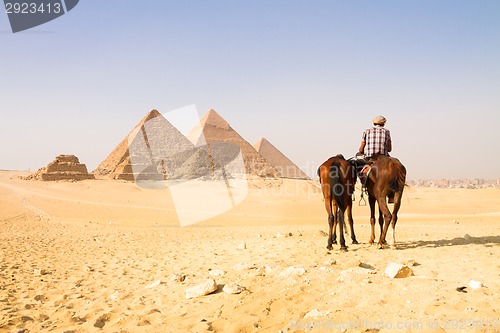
[373,115,387,125]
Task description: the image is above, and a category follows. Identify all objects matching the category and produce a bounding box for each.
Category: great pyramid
[187,109,278,178]
[94,110,214,181]
[254,138,310,180]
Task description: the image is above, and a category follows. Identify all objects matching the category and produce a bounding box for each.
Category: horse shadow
[397,235,500,250]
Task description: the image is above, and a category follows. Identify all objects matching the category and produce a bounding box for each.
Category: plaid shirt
[362,125,391,158]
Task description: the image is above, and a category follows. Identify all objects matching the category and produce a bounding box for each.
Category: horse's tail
[330,162,345,212]
[389,163,407,193]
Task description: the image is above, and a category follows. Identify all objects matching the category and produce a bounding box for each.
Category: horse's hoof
[332,241,337,245]
[390,245,397,250]
[340,246,348,252]
[378,244,385,249]
[368,240,374,245]
[326,245,333,250]
[352,240,359,245]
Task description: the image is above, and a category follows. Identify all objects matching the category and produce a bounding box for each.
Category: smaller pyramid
[187,109,279,178]
[27,155,94,181]
[254,138,310,180]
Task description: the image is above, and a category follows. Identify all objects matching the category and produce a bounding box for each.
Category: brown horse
[318,154,358,251]
[355,154,406,249]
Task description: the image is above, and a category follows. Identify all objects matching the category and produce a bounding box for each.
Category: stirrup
[359,188,367,206]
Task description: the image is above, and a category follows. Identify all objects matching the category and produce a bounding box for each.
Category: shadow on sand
[397,235,500,250]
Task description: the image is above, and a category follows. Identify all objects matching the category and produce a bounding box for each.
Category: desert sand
[0,170,499,333]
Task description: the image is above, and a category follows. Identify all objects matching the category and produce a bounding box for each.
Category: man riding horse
[319,115,406,250]
[357,115,395,203]
[355,115,406,248]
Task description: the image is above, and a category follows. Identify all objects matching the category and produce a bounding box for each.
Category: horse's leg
[378,207,387,245]
[368,194,376,245]
[325,196,335,250]
[389,190,403,249]
[376,196,393,249]
[327,213,334,250]
[337,209,347,251]
[346,201,358,244]
[332,202,338,245]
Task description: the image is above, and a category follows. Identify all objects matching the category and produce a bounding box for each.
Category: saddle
[348,153,370,186]
[349,153,395,204]
[358,165,372,188]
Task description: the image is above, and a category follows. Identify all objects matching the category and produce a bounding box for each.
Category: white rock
[170,273,186,282]
[108,291,120,300]
[34,268,48,276]
[337,269,352,282]
[337,268,377,282]
[233,263,255,271]
[304,309,331,318]
[209,269,225,277]
[254,266,272,276]
[385,262,414,278]
[468,280,484,289]
[185,279,218,299]
[237,242,246,250]
[464,234,472,241]
[279,266,306,278]
[403,259,416,267]
[323,259,337,266]
[223,283,244,294]
[145,279,162,289]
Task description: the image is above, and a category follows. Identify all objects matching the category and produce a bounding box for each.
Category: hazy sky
[1,1,499,179]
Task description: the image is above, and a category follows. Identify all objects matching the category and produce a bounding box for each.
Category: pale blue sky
[1,1,499,179]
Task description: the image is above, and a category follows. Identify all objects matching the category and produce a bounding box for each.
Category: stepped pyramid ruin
[254,138,310,180]
[187,109,278,178]
[94,110,214,181]
[27,155,94,181]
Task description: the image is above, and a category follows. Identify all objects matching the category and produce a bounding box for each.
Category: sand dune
[0,171,499,332]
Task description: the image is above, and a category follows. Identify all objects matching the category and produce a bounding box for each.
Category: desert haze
[0,171,499,333]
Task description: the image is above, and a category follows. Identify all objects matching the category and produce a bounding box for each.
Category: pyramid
[26,155,94,181]
[94,110,213,181]
[254,138,310,180]
[187,109,278,178]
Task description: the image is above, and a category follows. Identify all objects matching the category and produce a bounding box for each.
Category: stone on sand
[323,259,337,266]
[185,279,218,299]
[33,268,49,276]
[145,279,162,289]
[223,283,244,294]
[304,309,331,318]
[279,266,306,278]
[233,263,256,271]
[385,262,414,278]
[108,291,120,300]
[170,273,186,282]
[403,259,417,267]
[468,280,484,289]
[209,269,226,277]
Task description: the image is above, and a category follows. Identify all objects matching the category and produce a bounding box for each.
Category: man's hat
[373,115,387,125]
